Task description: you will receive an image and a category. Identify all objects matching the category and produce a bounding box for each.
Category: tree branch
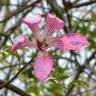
[73,0,96,8]
[0,54,37,89]
[0,0,40,23]
[0,79,31,96]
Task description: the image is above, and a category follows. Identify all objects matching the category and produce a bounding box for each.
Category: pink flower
[11,13,88,82]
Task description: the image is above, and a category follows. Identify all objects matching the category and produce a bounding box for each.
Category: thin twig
[0,0,40,23]
[0,54,37,89]
[73,0,96,8]
[0,79,31,96]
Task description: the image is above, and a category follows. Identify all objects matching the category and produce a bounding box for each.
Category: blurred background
[0,0,96,96]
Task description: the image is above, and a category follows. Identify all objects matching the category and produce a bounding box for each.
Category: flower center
[37,39,48,51]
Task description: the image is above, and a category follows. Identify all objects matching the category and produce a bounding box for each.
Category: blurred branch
[0,79,31,96]
[4,56,14,96]
[73,0,96,8]
[0,3,26,6]
[65,50,96,96]
[0,64,21,70]
[74,86,96,96]
[0,53,37,89]
[0,0,40,23]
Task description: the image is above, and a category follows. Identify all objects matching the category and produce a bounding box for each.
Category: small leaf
[69,80,88,88]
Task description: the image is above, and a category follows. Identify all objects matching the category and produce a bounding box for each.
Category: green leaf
[0,45,20,60]
[80,24,88,35]
[69,80,88,88]
[0,45,11,60]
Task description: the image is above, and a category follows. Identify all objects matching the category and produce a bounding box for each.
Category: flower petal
[11,34,37,51]
[21,15,41,38]
[45,13,64,36]
[45,36,61,48]
[21,15,41,31]
[34,51,53,82]
[50,33,88,50]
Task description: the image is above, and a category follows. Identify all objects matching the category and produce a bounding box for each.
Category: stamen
[37,41,43,51]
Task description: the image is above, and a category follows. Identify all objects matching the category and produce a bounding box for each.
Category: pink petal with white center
[34,51,53,82]
[45,13,64,36]
[11,34,38,51]
[50,33,88,50]
[21,15,41,38]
